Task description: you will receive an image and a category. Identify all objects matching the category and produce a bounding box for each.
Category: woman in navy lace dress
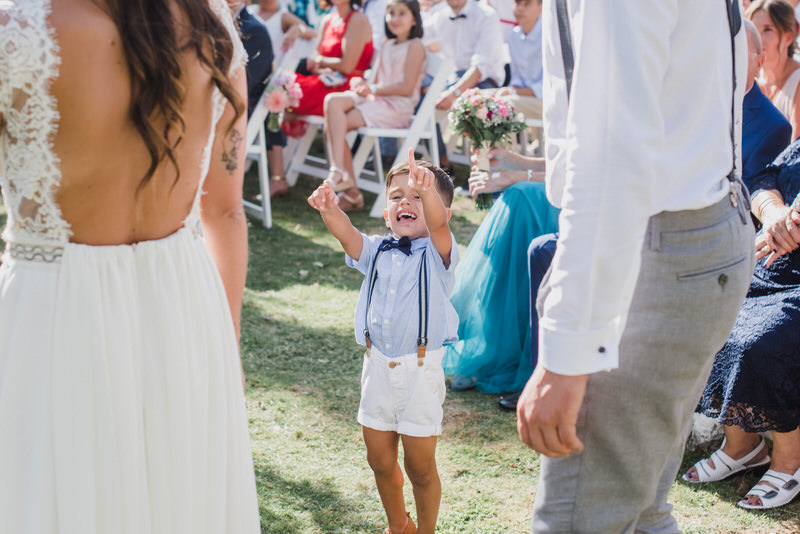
[683,140,800,511]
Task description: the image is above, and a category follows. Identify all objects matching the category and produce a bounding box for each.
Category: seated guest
[443,148,559,394]
[682,139,800,511]
[489,0,543,124]
[248,0,317,197]
[424,0,504,168]
[286,0,331,30]
[290,0,373,117]
[747,0,800,140]
[229,0,274,118]
[322,0,427,212]
[249,0,317,69]
[741,19,792,180]
[494,18,793,414]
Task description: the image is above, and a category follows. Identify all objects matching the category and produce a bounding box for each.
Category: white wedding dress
[0,2,260,533]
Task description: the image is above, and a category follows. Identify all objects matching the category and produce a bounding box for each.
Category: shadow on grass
[255,463,375,534]
[241,297,520,447]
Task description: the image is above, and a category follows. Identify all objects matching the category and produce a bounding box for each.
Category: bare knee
[404,456,438,487]
[366,447,398,476]
[323,93,349,115]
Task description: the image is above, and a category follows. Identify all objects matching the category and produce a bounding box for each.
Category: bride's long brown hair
[102,0,244,190]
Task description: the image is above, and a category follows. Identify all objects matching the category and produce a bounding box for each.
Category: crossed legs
[323,93,366,207]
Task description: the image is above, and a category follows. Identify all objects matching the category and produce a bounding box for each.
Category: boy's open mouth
[397,210,417,221]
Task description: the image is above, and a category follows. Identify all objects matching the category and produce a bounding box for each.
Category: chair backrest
[410,53,453,133]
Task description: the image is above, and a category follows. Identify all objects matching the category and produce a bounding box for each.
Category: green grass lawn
[2,169,799,532]
[239,170,800,534]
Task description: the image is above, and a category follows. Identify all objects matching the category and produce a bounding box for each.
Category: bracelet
[453,87,462,97]
[527,169,533,181]
[369,84,377,94]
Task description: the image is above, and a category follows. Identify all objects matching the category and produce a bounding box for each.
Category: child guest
[322,0,427,212]
[308,152,458,534]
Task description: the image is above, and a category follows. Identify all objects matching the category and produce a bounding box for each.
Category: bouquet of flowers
[448,89,527,209]
[264,71,303,132]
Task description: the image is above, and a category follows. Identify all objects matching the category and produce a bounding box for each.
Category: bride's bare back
[49,0,236,245]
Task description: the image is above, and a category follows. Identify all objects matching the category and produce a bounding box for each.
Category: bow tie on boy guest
[449,13,466,20]
[379,236,413,256]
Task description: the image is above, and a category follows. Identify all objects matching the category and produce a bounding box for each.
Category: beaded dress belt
[5,242,64,263]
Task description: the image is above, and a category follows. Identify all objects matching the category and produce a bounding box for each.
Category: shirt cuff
[538,320,623,376]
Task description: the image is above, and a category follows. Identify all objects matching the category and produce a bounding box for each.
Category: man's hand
[436,90,458,110]
[517,365,587,457]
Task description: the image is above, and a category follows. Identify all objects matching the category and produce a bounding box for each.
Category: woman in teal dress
[443,148,559,394]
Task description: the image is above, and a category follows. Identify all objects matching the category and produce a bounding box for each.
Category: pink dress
[351,38,426,129]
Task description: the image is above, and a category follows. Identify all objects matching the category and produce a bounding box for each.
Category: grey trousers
[532,193,755,534]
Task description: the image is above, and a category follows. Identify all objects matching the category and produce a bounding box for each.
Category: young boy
[308,151,458,534]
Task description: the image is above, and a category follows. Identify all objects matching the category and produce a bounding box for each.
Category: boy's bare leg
[401,435,440,534]
[363,426,409,532]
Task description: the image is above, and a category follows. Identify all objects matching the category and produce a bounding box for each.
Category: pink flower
[475,106,488,120]
[265,88,290,113]
[498,103,509,118]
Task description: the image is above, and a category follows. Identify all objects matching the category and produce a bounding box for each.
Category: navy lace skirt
[698,244,800,433]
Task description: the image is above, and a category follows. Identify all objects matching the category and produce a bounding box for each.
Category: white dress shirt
[423,0,505,85]
[539,0,747,376]
[362,0,388,50]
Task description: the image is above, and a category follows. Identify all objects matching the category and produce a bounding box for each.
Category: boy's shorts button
[388,361,400,368]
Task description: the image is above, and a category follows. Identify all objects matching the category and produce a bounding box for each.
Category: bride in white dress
[0,1,260,532]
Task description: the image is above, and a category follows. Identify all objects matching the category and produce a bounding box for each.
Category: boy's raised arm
[308,182,364,260]
[408,150,452,268]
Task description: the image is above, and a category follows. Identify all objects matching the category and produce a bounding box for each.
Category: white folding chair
[285,53,454,218]
[349,54,453,217]
[242,88,273,229]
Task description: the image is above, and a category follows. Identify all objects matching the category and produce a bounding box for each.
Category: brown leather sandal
[383,512,416,534]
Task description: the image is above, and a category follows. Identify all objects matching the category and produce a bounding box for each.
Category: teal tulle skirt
[443,182,559,394]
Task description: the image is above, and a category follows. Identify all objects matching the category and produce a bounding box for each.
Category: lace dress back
[0,3,260,533]
[0,0,246,258]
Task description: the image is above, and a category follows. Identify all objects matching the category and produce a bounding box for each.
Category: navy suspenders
[363,246,429,366]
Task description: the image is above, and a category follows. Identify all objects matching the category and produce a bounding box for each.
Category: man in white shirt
[424,0,505,110]
[516,1,755,532]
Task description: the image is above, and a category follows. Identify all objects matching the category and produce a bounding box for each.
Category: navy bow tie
[379,236,413,256]
[449,13,466,20]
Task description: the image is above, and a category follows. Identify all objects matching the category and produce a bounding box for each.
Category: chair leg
[285,125,318,186]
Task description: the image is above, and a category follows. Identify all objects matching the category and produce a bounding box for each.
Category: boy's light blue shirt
[346,232,460,357]
[507,18,543,97]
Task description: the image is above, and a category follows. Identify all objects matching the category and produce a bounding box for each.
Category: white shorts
[357,346,446,437]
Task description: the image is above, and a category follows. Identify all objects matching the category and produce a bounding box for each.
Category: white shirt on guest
[538,0,747,376]
[362,0,387,50]
[423,0,505,86]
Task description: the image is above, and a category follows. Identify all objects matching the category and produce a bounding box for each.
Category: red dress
[291,10,374,116]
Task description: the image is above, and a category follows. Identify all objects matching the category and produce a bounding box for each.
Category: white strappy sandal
[325,166,355,193]
[682,437,771,483]
[738,466,800,510]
